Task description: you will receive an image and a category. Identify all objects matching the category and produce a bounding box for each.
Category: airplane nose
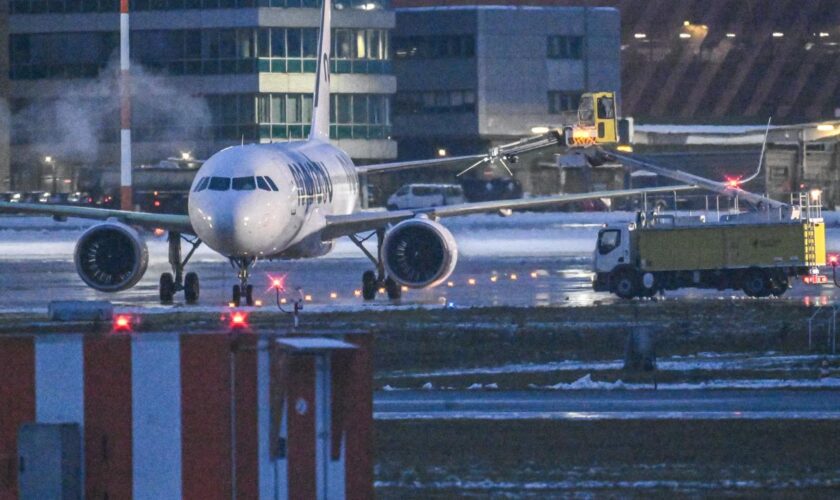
[213,203,260,255]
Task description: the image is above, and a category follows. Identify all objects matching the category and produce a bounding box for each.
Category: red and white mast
[119,0,132,210]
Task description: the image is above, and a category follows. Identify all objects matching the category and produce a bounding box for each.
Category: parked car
[386,183,465,210]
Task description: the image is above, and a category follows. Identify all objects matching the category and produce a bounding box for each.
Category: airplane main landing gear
[230,257,256,306]
[350,229,402,301]
[159,232,203,305]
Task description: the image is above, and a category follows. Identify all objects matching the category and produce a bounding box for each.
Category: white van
[386,183,465,210]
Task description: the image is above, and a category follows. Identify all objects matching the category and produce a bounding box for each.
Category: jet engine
[382,217,458,288]
[74,222,149,292]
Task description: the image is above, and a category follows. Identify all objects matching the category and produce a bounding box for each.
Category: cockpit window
[208,177,231,191]
[264,176,279,191]
[194,177,210,192]
[232,176,257,191]
[256,176,271,191]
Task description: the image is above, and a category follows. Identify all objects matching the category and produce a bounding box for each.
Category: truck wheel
[612,268,639,299]
[769,272,789,297]
[742,268,770,298]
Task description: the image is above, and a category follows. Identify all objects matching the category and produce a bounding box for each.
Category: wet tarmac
[1,213,839,310]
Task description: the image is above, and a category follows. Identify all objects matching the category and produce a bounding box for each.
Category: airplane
[0,0,697,306]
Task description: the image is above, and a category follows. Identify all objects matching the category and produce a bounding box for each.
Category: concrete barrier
[47,301,113,322]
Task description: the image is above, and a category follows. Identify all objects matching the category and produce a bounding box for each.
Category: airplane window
[232,176,257,191]
[256,176,272,191]
[208,177,231,191]
[194,177,210,192]
[264,176,280,191]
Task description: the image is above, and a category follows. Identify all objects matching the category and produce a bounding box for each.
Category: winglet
[309,0,332,142]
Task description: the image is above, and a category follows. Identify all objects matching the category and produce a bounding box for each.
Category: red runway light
[230,311,249,329]
[113,314,132,332]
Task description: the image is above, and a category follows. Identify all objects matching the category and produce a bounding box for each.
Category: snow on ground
[535,373,840,391]
[375,477,840,491]
[383,353,839,379]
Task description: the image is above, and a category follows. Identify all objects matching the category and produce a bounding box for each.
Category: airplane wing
[356,129,563,176]
[605,150,787,209]
[321,185,696,240]
[0,202,194,234]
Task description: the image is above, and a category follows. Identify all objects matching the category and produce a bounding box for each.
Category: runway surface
[1,212,839,310]
[373,389,840,420]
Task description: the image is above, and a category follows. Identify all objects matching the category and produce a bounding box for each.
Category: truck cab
[594,224,632,275]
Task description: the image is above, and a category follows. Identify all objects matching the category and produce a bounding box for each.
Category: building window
[393,35,475,59]
[395,90,476,114]
[11,28,390,79]
[548,91,581,114]
[547,35,583,60]
[219,93,390,141]
[11,0,389,13]
[10,32,117,79]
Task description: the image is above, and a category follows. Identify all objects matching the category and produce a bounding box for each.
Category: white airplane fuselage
[188,139,360,259]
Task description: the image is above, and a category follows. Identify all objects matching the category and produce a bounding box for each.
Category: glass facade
[10,28,390,79]
[395,90,475,115]
[10,0,388,14]
[10,32,118,79]
[254,93,391,140]
[12,92,391,144]
[393,35,474,59]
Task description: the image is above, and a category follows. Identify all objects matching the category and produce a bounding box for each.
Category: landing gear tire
[362,270,377,301]
[245,284,254,306]
[184,272,200,304]
[742,268,770,298]
[385,277,402,300]
[232,285,242,306]
[159,273,175,304]
[612,268,639,300]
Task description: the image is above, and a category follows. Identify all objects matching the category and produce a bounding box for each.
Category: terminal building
[4,0,396,192]
[384,5,620,198]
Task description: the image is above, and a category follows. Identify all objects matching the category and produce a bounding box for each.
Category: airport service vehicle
[592,196,827,299]
[563,91,619,147]
[0,0,694,306]
[386,184,465,210]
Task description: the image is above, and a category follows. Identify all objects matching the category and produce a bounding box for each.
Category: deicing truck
[592,197,826,298]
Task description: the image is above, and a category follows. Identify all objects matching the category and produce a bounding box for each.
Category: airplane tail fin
[309,0,331,142]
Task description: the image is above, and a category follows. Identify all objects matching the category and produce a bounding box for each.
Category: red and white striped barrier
[0,331,373,499]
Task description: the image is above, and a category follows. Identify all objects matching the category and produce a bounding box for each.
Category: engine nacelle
[382,217,458,289]
[74,222,149,292]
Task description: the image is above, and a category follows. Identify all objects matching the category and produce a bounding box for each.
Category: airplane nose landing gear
[231,257,256,306]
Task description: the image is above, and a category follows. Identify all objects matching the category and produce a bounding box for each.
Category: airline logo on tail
[309,0,332,142]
